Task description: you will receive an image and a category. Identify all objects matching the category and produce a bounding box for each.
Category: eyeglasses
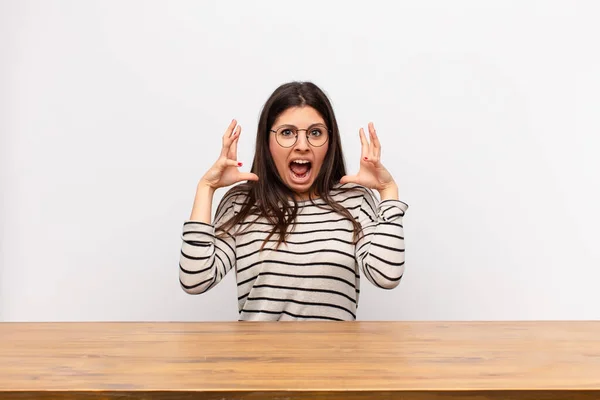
[270,124,330,148]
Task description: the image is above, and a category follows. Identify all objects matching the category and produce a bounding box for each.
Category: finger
[224,158,243,168]
[228,125,241,160]
[365,125,375,160]
[364,157,381,167]
[221,119,238,157]
[340,174,359,185]
[221,124,240,158]
[368,122,381,158]
[238,172,259,182]
[359,128,369,160]
[223,119,237,138]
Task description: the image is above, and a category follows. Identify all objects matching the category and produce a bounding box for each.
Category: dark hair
[217,81,363,248]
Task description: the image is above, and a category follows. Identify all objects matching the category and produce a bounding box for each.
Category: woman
[179,81,409,321]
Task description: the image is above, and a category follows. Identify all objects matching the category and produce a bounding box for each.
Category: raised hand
[199,119,259,190]
[340,122,397,196]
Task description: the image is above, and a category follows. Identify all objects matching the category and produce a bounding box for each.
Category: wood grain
[1,321,599,399]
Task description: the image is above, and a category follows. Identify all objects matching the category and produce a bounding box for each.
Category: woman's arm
[355,187,408,289]
[179,187,238,294]
[179,119,257,294]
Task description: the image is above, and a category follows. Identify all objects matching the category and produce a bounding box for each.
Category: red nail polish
[364,157,368,160]
[238,162,242,166]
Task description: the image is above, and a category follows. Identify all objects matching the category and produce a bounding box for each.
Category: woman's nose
[294,134,310,150]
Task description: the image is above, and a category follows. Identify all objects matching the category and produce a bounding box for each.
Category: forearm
[378,182,399,201]
[357,192,408,289]
[179,221,235,294]
[179,247,218,294]
[359,221,406,289]
[190,183,216,223]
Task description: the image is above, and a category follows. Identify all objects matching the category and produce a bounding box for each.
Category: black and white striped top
[179,182,408,321]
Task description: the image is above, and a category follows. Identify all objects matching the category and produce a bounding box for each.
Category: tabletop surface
[1,320,599,393]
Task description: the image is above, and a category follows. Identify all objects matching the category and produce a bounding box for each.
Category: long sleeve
[178,190,238,294]
[355,188,409,289]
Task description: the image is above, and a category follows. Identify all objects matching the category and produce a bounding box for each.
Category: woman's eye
[281,129,293,136]
[310,129,322,137]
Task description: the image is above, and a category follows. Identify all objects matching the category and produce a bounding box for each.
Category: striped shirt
[179,182,408,321]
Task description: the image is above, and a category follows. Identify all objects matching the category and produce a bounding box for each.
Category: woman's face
[269,106,329,200]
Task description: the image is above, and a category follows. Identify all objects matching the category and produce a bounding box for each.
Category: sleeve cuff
[377,200,409,221]
[182,220,215,235]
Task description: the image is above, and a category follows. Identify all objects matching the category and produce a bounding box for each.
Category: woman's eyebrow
[275,122,326,129]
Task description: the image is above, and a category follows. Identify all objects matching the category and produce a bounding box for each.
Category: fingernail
[364,157,368,160]
[238,162,242,166]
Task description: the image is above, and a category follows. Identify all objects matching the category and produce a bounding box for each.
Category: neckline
[285,182,346,204]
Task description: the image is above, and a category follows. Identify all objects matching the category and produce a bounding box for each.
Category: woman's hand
[199,119,259,190]
[340,122,398,200]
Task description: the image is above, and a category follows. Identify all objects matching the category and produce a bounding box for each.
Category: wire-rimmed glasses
[270,124,330,148]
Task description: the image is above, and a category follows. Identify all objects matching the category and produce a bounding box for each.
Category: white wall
[1,0,599,322]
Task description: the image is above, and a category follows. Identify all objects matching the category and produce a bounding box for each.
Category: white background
[1,0,599,321]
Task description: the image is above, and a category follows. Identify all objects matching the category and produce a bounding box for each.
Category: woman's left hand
[340,122,398,199]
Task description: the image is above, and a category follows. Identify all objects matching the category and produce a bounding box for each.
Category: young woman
[179,81,409,321]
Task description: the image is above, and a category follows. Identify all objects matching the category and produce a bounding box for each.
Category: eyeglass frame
[269,124,331,148]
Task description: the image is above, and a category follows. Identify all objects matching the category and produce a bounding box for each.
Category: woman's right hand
[198,119,259,190]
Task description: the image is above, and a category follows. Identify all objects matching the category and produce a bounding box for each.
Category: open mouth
[289,160,312,183]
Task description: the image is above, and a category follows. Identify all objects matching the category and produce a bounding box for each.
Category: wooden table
[0,321,599,399]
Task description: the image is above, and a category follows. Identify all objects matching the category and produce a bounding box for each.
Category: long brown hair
[217,81,363,248]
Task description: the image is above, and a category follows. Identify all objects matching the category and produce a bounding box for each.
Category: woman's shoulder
[217,183,252,212]
[326,182,378,215]
[330,182,376,202]
[223,182,252,198]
